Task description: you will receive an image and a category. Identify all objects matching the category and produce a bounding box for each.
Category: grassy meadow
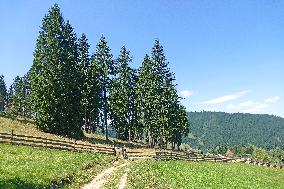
[0,143,114,189]
[127,160,284,189]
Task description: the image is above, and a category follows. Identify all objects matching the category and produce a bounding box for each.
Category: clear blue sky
[0,0,283,117]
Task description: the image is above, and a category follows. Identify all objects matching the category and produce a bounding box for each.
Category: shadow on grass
[84,135,148,149]
[0,178,47,189]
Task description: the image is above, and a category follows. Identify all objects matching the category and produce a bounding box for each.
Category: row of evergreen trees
[0,74,32,118]
[0,4,189,148]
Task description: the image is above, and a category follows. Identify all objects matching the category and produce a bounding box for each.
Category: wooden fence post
[113,142,116,156]
[10,129,14,144]
[45,137,48,147]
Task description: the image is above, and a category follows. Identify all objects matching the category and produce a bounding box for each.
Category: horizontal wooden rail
[0,131,115,156]
[155,150,284,169]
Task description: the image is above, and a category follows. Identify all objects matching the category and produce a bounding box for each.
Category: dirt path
[118,167,130,189]
[81,162,128,189]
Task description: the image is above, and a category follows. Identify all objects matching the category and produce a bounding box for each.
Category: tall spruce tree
[109,46,138,141]
[0,75,7,112]
[136,54,157,146]
[30,4,83,138]
[6,75,32,117]
[91,35,115,140]
[78,34,102,132]
[136,40,189,147]
[151,40,171,146]
[78,34,91,129]
[151,40,189,148]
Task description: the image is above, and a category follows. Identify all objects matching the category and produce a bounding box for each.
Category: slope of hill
[0,115,155,156]
[185,111,284,150]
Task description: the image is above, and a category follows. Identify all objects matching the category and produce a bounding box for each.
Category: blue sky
[0,0,283,117]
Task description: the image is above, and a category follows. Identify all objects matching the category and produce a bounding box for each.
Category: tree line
[184,111,284,150]
[0,4,189,148]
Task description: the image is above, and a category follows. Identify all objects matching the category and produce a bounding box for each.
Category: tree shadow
[0,178,47,189]
[14,118,34,125]
[84,135,149,149]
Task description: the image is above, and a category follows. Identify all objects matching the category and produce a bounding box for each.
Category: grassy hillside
[127,160,284,189]
[186,111,284,149]
[0,115,155,155]
[0,143,115,189]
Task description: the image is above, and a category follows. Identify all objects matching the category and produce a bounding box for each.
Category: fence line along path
[0,130,115,155]
[1,130,283,170]
[155,150,284,169]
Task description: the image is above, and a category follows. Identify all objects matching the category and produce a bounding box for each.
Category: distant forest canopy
[184,111,284,150]
[0,4,189,148]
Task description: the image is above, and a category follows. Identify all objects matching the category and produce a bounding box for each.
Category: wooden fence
[0,130,115,155]
[155,151,284,169]
[1,130,283,169]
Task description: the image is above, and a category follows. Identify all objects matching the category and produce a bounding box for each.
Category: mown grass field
[0,143,114,189]
[127,160,284,189]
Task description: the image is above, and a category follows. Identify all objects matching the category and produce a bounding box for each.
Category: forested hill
[185,111,284,150]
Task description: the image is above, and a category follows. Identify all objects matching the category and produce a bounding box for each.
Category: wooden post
[45,138,48,147]
[10,130,14,144]
[113,142,116,156]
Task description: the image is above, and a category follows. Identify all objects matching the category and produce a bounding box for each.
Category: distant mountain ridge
[184,111,284,150]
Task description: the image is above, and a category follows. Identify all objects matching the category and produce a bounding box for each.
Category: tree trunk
[128,129,131,143]
[103,87,108,141]
[148,131,151,146]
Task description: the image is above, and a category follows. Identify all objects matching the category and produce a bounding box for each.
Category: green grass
[127,160,284,189]
[0,143,115,189]
[0,116,154,155]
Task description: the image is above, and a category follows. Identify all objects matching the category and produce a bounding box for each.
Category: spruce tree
[91,35,115,140]
[6,75,32,118]
[30,4,83,138]
[7,85,14,114]
[7,76,21,116]
[136,54,157,146]
[77,34,91,129]
[109,46,138,141]
[78,34,102,132]
[151,40,189,148]
[0,75,7,112]
[136,40,189,147]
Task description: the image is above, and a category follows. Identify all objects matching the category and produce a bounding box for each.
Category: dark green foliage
[7,4,188,144]
[136,54,154,143]
[0,75,7,112]
[223,145,284,163]
[91,35,115,140]
[7,74,33,118]
[30,4,83,139]
[185,111,284,150]
[109,46,138,141]
[77,33,100,132]
[136,40,189,148]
